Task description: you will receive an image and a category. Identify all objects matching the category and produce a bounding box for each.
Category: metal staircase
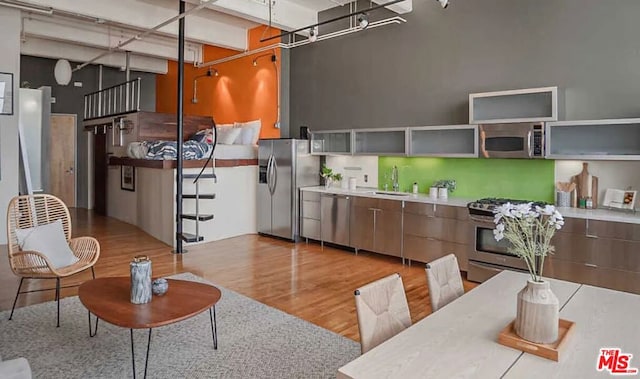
[178,167,217,244]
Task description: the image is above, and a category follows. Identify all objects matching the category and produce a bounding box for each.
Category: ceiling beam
[14,0,248,50]
[21,38,169,74]
[371,0,412,14]
[186,0,317,32]
[22,16,203,63]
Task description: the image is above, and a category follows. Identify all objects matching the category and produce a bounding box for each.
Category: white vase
[515,280,559,344]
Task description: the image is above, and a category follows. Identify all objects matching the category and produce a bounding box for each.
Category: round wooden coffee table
[79,277,222,379]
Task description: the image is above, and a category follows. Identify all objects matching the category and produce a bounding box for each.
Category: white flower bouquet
[493,203,564,283]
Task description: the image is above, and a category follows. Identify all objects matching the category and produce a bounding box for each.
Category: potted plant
[493,203,565,344]
[432,179,456,199]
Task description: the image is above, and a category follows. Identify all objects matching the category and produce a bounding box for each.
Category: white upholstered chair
[425,254,465,312]
[354,273,412,354]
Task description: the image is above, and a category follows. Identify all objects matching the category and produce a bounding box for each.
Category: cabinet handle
[584,263,598,268]
[368,208,382,212]
[585,234,599,239]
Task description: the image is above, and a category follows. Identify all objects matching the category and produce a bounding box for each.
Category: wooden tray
[497,319,575,361]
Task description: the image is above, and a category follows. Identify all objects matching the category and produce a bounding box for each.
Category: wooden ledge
[109,157,257,169]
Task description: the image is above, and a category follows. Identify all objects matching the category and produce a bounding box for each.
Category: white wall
[0,8,21,244]
[325,155,378,188]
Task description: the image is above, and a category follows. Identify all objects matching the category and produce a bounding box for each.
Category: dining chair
[425,254,465,312]
[6,194,100,327]
[354,273,412,354]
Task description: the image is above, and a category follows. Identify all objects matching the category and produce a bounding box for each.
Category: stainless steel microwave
[479,123,545,159]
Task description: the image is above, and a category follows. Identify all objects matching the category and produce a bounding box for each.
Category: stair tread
[178,232,204,243]
[182,173,217,179]
[183,194,216,199]
[181,213,214,221]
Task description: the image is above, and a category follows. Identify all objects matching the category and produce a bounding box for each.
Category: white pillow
[217,126,242,144]
[234,120,262,145]
[15,220,79,269]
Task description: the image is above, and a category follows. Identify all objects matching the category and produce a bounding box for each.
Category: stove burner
[467,198,550,218]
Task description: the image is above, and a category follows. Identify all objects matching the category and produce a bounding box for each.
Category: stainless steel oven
[467,214,529,282]
[479,123,545,159]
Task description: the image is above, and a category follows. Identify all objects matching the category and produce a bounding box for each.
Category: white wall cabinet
[469,86,559,124]
[409,125,478,157]
[354,128,407,156]
[310,130,353,155]
[546,118,640,160]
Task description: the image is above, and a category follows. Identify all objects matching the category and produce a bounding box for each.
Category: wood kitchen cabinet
[350,197,402,258]
[402,202,471,270]
[547,218,640,294]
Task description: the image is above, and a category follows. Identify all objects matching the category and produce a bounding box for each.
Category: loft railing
[84,78,141,120]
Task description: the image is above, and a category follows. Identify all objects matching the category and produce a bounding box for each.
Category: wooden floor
[0,210,477,342]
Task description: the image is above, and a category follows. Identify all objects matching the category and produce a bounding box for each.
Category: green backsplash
[379,157,555,202]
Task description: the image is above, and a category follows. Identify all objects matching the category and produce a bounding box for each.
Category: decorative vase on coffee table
[515,279,559,344]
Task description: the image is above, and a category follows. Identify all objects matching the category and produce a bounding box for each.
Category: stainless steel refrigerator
[258,139,319,240]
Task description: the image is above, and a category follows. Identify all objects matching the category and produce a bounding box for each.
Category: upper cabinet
[310,130,353,155]
[469,86,560,124]
[409,125,478,157]
[546,118,640,160]
[354,128,407,156]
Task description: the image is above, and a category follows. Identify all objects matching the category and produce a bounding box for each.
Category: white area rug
[0,273,359,378]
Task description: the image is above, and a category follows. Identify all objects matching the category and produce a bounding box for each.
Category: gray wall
[20,55,156,208]
[290,0,640,136]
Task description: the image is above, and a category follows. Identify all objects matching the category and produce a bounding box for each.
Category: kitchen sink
[371,191,411,197]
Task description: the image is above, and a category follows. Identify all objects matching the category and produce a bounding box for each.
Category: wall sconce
[252,53,277,67]
[192,67,218,104]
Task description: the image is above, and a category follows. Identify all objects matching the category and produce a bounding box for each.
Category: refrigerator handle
[267,155,274,194]
[272,156,278,195]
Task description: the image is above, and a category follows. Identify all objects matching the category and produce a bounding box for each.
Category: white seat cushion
[15,219,79,269]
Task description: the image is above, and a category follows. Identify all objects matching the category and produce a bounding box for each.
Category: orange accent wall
[156,26,282,139]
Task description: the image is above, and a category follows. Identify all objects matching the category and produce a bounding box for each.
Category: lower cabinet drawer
[546,258,640,294]
[301,218,320,240]
[403,235,469,271]
[302,200,320,220]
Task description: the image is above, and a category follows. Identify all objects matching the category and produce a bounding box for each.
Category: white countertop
[300,186,640,225]
[300,186,474,208]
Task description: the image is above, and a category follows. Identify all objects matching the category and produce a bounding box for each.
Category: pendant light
[54,59,72,86]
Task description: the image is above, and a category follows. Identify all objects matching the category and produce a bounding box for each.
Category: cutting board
[571,163,598,208]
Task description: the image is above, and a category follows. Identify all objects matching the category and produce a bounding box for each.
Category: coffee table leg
[130,328,152,379]
[209,306,218,350]
[88,311,99,337]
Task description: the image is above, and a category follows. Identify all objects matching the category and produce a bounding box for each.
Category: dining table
[337,270,640,379]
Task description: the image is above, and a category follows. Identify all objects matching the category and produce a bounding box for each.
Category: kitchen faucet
[391,166,399,192]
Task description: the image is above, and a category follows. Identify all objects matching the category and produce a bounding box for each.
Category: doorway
[49,114,76,207]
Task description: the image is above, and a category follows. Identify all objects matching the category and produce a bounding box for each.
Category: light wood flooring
[0,210,477,341]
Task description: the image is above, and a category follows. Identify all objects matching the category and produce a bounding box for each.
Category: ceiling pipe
[73,0,216,72]
[0,0,52,15]
[260,0,406,43]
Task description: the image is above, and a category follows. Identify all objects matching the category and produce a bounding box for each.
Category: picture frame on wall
[0,72,13,115]
[121,165,135,191]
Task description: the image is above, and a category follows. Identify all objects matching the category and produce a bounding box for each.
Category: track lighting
[358,13,369,29]
[213,68,219,77]
[309,26,318,42]
[437,0,449,8]
[253,59,258,67]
